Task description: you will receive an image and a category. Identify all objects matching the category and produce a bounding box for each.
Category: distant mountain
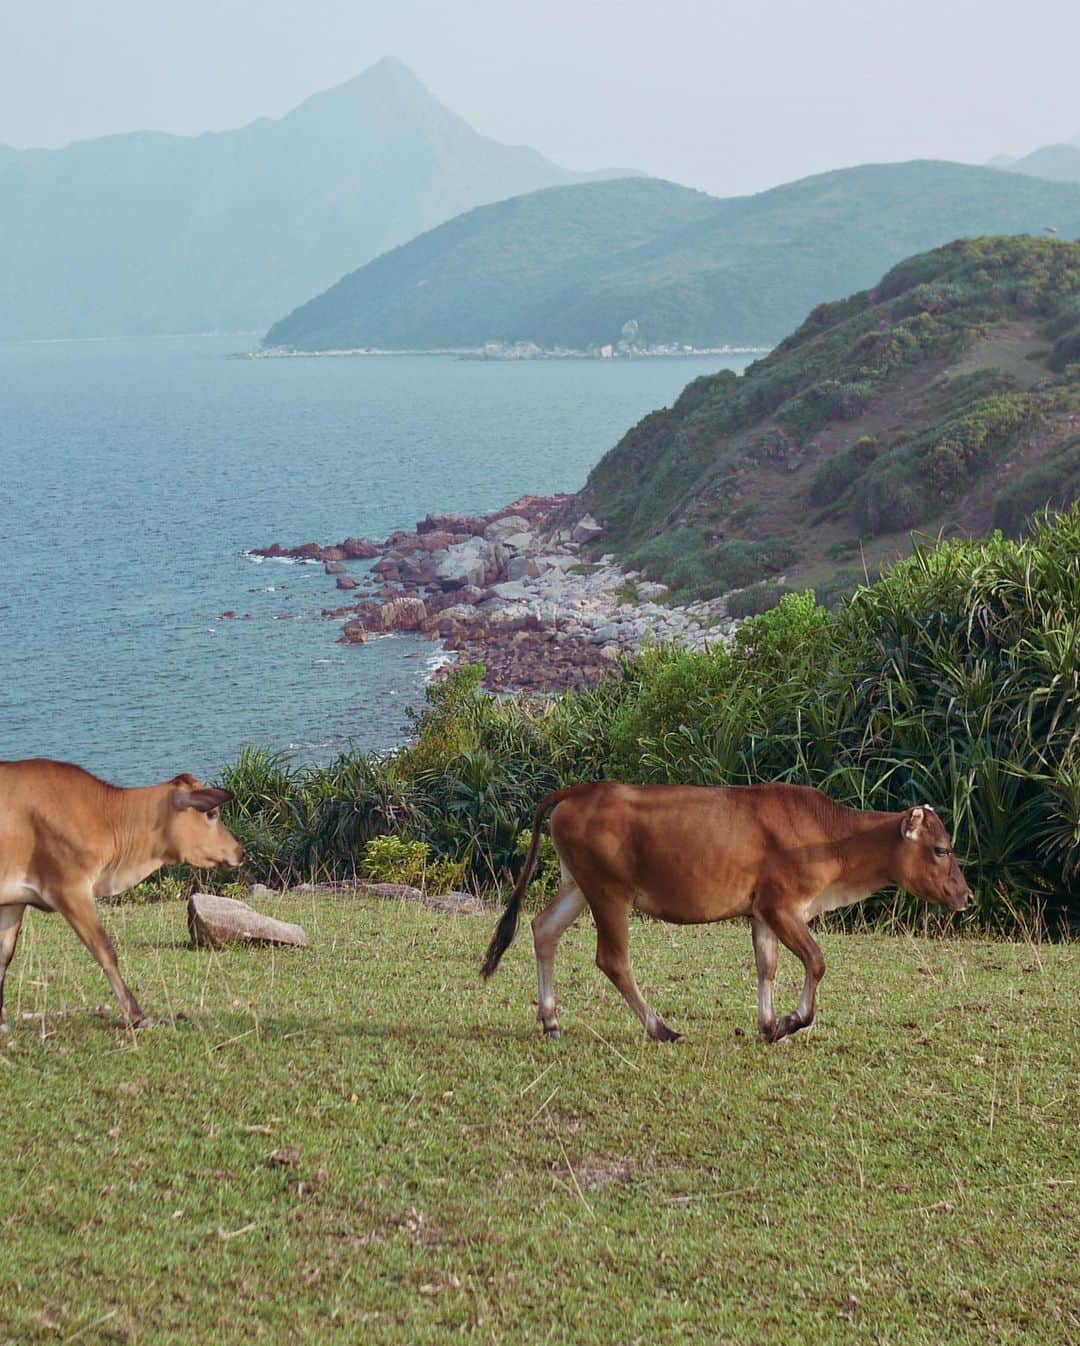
[0,57,616,340]
[1003,143,1080,184]
[265,177,722,350]
[265,160,1080,352]
[571,236,1080,600]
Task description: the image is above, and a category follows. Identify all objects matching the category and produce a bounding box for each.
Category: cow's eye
[206,808,219,822]
[933,846,948,858]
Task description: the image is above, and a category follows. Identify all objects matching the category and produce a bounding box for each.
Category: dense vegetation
[576,236,1080,598]
[265,162,1080,351]
[218,508,1080,935]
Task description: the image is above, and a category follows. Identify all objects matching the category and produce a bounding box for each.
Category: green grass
[2,897,1076,1344]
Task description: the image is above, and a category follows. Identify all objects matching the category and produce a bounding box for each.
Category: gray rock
[397,553,437,585]
[498,531,535,552]
[352,882,481,915]
[483,515,530,542]
[422,892,485,916]
[488,579,531,601]
[435,539,492,590]
[354,882,424,901]
[436,603,479,625]
[188,893,309,950]
[571,513,605,544]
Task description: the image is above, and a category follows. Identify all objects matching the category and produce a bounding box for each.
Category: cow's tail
[480,786,580,980]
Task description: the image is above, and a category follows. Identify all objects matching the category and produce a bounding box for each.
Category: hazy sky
[4,0,1080,197]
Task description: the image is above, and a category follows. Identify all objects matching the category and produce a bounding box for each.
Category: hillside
[265,177,721,350]
[264,160,1080,352]
[572,236,1080,600]
[0,57,609,340]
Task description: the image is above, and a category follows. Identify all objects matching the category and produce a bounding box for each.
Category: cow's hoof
[650,1022,686,1044]
[767,1013,806,1043]
[131,1016,155,1031]
[543,1025,562,1040]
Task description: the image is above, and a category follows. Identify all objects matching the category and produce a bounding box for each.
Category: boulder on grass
[354,882,423,901]
[187,893,309,949]
[422,892,485,916]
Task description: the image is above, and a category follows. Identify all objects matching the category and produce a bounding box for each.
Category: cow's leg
[592,899,684,1042]
[0,905,27,1032]
[52,888,149,1027]
[531,873,587,1039]
[758,903,825,1043]
[751,916,779,1040]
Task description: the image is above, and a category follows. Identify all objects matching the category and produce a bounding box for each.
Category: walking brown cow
[482,781,972,1043]
[0,759,245,1030]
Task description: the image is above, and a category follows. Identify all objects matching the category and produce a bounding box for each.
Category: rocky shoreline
[252,495,734,692]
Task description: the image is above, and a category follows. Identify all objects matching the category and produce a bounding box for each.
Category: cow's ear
[172,786,234,813]
[901,806,925,841]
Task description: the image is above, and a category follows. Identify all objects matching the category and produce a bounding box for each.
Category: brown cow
[482,781,972,1043]
[0,759,245,1030]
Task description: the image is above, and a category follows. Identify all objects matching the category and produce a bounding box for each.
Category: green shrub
[807,448,857,507]
[826,536,866,561]
[709,537,799,591]
[921,393,1041,491]
[993,444,1080,534]
[726,581,796,618]
[855,461,929,534]
[106,872,191,907]
[512,829,563,902]
[781,379,873,439]
[218,506,1080,934]
[361,835,467,893]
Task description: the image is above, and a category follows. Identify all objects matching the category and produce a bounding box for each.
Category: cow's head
[895,805,972,911]
[166,774,245,869]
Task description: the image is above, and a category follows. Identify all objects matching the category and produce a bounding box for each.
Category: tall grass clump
[216,508,1079,933]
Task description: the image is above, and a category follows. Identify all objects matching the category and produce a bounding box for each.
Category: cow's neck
[94,784,172,898]
[812,812,901,914]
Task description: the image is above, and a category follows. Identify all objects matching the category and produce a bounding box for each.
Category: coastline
[252,495,734,693]
[247,342,769,362]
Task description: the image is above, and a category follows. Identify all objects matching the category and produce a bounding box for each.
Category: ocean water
[0,335,752,784]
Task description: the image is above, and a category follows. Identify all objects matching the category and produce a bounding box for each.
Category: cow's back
[549,781,852,923]
[0,759,115,889]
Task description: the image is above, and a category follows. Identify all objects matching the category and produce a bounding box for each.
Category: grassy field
[1,895,1075,1345]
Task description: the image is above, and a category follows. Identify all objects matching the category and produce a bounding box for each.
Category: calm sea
[0,335,752,784]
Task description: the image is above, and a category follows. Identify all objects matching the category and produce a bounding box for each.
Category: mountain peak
[283,57,446,126]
